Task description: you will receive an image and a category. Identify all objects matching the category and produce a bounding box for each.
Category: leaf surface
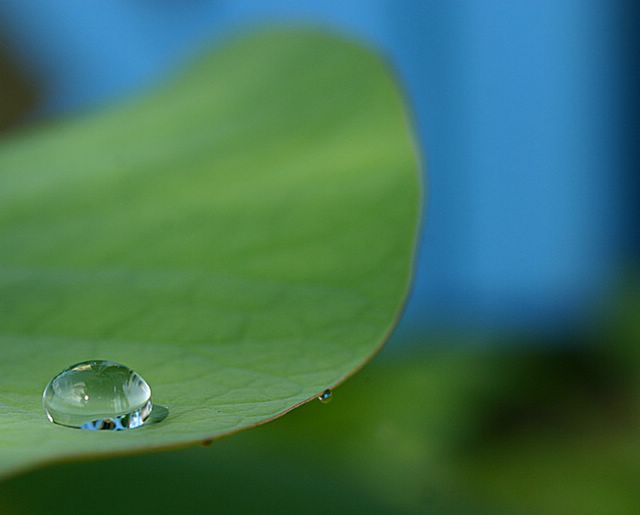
[0,29,420,478]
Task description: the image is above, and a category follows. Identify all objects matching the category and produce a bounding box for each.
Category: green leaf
[0,352,476,515]
[0,29,420,477]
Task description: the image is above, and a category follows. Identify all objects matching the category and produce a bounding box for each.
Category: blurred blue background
[0,0,634,335]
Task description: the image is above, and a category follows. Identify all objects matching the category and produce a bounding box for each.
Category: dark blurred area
[0,1,638,513]
[0,48,38,133]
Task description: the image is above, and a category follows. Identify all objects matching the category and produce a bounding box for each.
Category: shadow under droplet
[146,404,169,426]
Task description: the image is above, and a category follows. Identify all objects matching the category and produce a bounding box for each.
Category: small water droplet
[318,389,333,404]
[43,360,154,431]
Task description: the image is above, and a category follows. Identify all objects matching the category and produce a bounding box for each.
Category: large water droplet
[43,360,153,431]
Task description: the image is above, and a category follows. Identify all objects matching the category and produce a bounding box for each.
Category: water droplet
[318,389,333,404]
[43,360,153,431]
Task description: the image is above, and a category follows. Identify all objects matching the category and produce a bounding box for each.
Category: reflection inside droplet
[43,360,159,431]
[318,389,333,404]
